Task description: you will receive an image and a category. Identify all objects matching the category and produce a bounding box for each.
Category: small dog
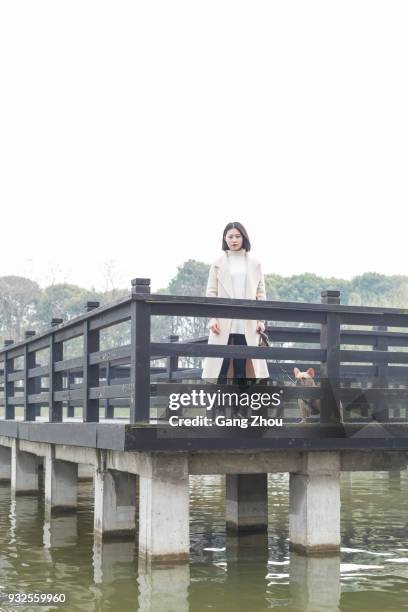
[293,367,320,422]
[293,367,344,423]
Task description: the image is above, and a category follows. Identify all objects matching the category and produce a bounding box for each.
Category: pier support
[139,454,189,563]
[226,473,268,533]
[94,468,137,539]
[0,445,11,481]
[289,452,340,554]
[11,440,39,496]
[44,448,78,517]
[78,463,94,481]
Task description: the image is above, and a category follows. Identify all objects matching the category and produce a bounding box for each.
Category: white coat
[201,251,269,380]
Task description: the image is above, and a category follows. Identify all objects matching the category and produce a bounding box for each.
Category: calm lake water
[1,470,408,611]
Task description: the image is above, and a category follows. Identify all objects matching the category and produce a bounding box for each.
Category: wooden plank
[27,336,51,353]
[150,342,325,361]
[54,357,83,372]
[150,302,326,323]
[88,302,131,331]
[7,370,25,382]
[89,384,132,399]
[340,350,408,364]
[28,365,49,378]
[89,345,131,365]
[28,393,51,404]
[8,396,24,406]
[54,322,84,343]
[4,345,24,360]
[54,388,83,401]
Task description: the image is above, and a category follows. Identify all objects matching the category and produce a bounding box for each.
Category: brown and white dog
[293,367,344,423]
[293,367,320,422]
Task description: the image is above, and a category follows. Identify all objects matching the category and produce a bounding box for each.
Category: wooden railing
[1,279,408,424]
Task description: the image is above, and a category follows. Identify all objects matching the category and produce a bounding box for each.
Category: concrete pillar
[139,454,189,563]
[0,445,11,481]
[289,552,341,611]
[78,463,94,481]
[44,448,78,517]
[226,473,268,533]
[289,452,340,554]
[94,468,137,539]
[11,440,39,496]
[138,558,190,612]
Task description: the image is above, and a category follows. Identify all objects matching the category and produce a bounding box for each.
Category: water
[1,471,408,611]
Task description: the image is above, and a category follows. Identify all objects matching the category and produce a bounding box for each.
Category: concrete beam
[340,450,407,471]
[289,452,340,554]
[55,445,98,466]
[0,435,13,448]
[44,447,78,517]
[11,440,39,496]
[226,474,268,533]
[139,454,189,563]
[189,451,303,475]
[19,440,50,457]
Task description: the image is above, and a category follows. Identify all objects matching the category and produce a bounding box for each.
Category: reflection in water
[138,559,190,612]
[0,472,408,610]
[289,553,341,612]
[93,535,136,584]
[43,515,78,549]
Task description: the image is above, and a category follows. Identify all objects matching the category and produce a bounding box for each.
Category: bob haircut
[222,222,251,251]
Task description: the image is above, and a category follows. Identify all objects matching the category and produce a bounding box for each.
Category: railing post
[167,335,179,381]
[320,291,342,423]
[67,372,75,418]
[130,278,151,424]
[49,333,63,423]
[104,362,114,419]
[23,332,36,421]
[83,302,100,422]
[4,340,15,420]
[374,325,389,422]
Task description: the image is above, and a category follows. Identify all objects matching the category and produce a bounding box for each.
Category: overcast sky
[0,1,407,293]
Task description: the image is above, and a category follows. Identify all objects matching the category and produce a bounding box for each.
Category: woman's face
[225,229,243,250]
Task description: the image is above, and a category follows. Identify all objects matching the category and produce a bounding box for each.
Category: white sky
[0,1,407,293]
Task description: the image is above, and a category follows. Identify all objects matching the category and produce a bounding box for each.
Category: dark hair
[222,222,251,251]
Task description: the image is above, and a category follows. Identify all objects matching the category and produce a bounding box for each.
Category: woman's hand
[209,318,220,334]
[256,321,265,333]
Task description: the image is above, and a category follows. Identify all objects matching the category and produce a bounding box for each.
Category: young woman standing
[201,222,269,382]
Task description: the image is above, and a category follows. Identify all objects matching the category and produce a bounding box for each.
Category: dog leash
[258,331,297,385]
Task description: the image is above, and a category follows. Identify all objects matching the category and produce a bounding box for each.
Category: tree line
[1,263,408,346]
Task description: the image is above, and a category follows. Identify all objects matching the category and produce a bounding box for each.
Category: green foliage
[2,267,408,348]
[0,276,41,344]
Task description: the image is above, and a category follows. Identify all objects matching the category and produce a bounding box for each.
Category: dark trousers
[217,333,247,384]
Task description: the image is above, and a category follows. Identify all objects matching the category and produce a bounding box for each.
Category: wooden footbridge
[0,278,408,560]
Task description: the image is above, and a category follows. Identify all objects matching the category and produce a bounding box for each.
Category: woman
[201,222,269,382]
